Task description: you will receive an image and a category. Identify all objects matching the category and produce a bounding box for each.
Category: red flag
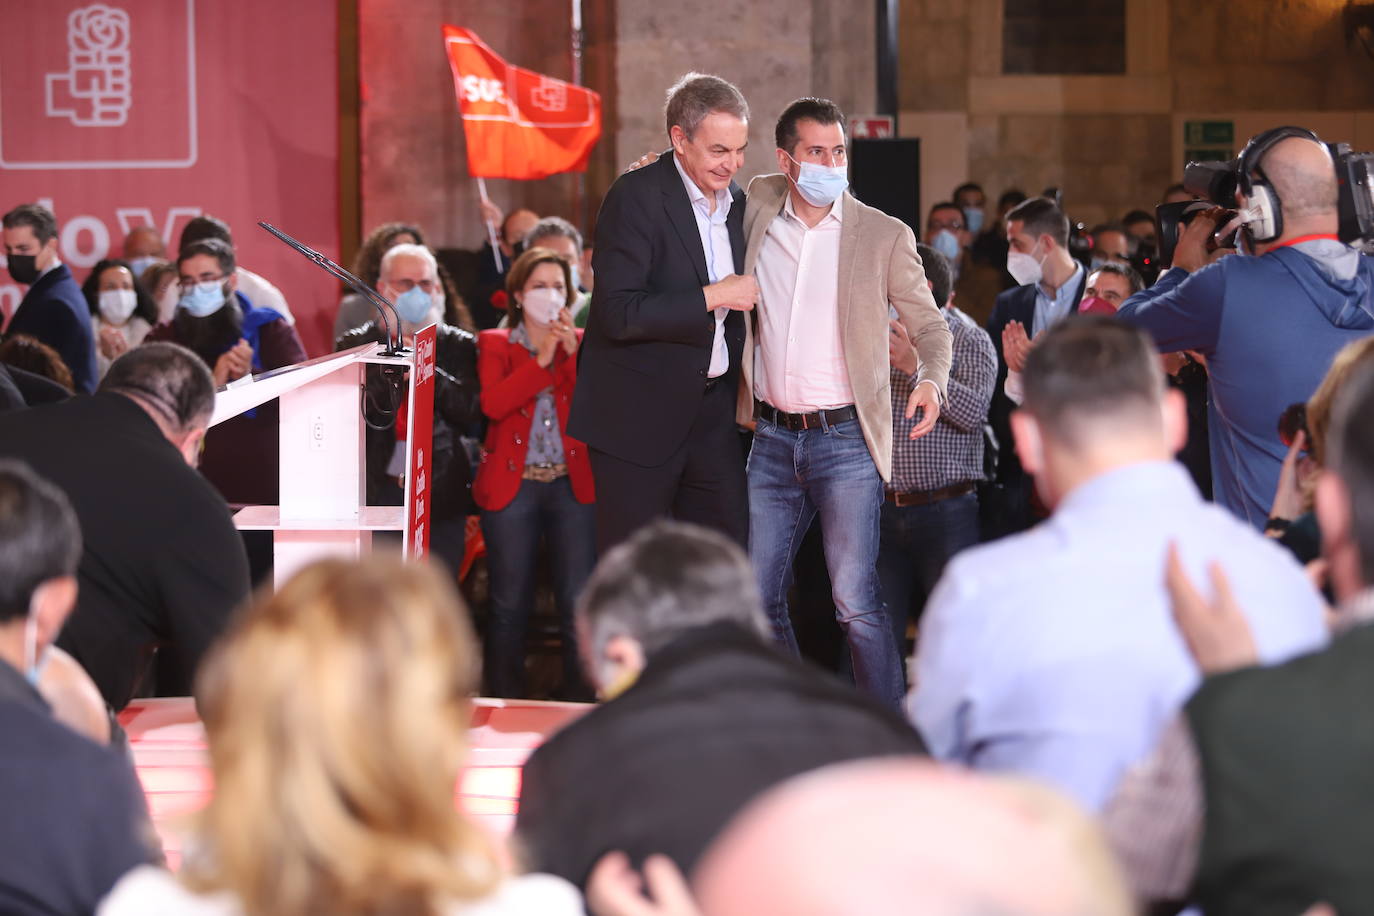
[442,25,601,180]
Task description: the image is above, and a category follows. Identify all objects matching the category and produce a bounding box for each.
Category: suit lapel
[742,178,785,275]
[727,183,746,275]
[836,192,859,337]
[659,154,710,286]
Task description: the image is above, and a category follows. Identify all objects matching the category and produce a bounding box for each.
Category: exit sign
[849,116,894,140]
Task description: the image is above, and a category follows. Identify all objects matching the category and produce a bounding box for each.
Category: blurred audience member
[178,214,295,325]
[1080,260,1143,315]
[139,260,182,325]
[81,258,158,378]
[337,242,480,573]
[1161,182,1195,204]
[0,460,159,914]
[924,201,968,282]
[335,221,474,336]
[984,196,1085,536]
[0,344,250,709]
[1089,223,1132,271]
[910,317,1326,812]
[1122,208,1157,250]
[516,521,924,889]
[970,187,1026,281]
[522,217,591,327]
[119,225,166,280]
[880,244,995,654]
[148,238,306,506]
[474,248,595,699]
[475,202,540,329]
[952,181,987,238]
[0,335,74,392]
[99,558,582,915]
[2,203,97,393]
[1106,358,1374,915]
[0,362,68,412]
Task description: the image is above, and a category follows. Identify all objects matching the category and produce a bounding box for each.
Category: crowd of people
[2,66,1373,915]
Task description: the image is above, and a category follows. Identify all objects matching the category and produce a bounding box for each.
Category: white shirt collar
[672,153,731,218]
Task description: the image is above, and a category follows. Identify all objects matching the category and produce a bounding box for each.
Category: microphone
[257,221,406,356]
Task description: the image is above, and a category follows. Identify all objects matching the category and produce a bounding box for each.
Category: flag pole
[476,176,503,273]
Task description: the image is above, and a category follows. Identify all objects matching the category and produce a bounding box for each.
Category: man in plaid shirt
[880,243,997,653]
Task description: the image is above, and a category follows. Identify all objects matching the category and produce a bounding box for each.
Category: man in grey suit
[740,98,952,709]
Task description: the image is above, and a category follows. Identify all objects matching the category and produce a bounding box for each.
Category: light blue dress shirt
[908,460,1327,812]
[1030,261,1084,337]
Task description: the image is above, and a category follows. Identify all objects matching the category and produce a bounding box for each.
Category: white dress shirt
[753,193,853,411]
[672,154,732,377]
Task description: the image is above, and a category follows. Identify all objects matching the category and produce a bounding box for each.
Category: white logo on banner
[46,4,131,127]
[529,77,566,113]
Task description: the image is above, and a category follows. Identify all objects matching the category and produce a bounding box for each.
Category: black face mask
[6,254,39,285]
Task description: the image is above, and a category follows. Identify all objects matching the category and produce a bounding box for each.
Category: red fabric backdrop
[0,0,339,356]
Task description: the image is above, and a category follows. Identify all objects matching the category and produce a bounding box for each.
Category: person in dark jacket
[515,521,926,890]
[0,344,250,709]
[2,203,98,393]
[335,242,482,574]
[0,460,159,914]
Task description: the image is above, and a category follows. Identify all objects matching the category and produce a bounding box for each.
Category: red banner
[0,0,339,356]
[404,324,437,561]
[442,25,600,180]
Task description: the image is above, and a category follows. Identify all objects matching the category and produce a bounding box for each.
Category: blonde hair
[182,558,500,916]
[1308,335,1374,469]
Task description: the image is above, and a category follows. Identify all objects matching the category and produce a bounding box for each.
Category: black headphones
[1235,126,1323,244]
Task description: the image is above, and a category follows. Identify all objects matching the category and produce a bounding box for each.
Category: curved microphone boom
[257,221,406,355]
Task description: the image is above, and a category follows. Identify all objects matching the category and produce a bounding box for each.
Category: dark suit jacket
[985,273,1085,485]
[515,622,927,889]
[4,263,98,394]
[568,152,746,467]
[0,393,250,709]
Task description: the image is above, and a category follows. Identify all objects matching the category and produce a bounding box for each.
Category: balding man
[336,243,480,572]
[588,758,1133,916]
[1118,128,1374,528]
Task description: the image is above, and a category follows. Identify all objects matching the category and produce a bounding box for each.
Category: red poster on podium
[404,325,437,561]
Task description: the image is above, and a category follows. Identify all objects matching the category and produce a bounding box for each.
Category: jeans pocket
[827,418,866,440]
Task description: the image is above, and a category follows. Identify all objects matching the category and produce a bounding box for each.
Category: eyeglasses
[928,218,965,232]
[386,278,439,294]
[178,273,227,291]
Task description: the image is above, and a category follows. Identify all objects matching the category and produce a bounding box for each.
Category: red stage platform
[118,697,590,868]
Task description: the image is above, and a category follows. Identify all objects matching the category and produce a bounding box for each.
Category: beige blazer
[737,174,953,482]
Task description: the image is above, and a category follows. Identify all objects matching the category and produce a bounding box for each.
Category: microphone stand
[257,221,406,356]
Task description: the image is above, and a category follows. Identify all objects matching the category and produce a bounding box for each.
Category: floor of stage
[118,696,590,868]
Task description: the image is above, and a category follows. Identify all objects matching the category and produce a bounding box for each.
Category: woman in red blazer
[474,248,595,700]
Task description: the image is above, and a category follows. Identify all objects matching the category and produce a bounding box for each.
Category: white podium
[209,326,438,588]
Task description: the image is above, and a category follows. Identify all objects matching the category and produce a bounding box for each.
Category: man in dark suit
[2,203,97,393]
[569,73,759,552]
[983,196,1085,537]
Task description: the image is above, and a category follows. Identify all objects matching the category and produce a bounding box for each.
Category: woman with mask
[98,557,583,915]
[81,259,159,380]
[473,248,595,701]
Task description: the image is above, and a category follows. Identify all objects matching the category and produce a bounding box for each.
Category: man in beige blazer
[741,97,951,710]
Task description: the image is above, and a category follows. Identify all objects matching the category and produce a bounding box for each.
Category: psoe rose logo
[46,4,132,127]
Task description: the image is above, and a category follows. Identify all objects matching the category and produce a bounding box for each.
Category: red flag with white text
[442,25,600,179]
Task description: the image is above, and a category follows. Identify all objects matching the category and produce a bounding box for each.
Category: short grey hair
[524,216,582,252]
[576,520,768,672]
[378,242,437,281]
[664,72,749,140]
[100,342,215,434]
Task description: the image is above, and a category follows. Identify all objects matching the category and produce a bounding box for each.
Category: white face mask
[98,288,138,326]
[521,286,564,325]
[1007,241,1047,287]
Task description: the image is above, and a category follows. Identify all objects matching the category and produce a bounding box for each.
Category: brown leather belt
[885,481,976,507]
[522,463,568,483]
[755,400,858,432]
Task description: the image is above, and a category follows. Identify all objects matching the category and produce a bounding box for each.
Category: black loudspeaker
[849,137,921,235]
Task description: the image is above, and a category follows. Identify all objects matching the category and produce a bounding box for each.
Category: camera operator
[1117,128,1374,530]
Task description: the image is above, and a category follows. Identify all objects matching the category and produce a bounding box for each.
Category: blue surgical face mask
[787,153,849,207]
[23,608,49,688]
[179,280,228,318]
[128,256,158,279]
[569,263,582,293]
[932,229,961,263]
[393,286,435,324]
[963,207,984,235]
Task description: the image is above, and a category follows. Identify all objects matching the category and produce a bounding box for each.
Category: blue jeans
[480,477,596,699]
[877,491,980,653]
[748,415,904,709]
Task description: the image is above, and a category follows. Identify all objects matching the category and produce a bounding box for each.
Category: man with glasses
[739,97,952,710]
[147,237,305,507]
